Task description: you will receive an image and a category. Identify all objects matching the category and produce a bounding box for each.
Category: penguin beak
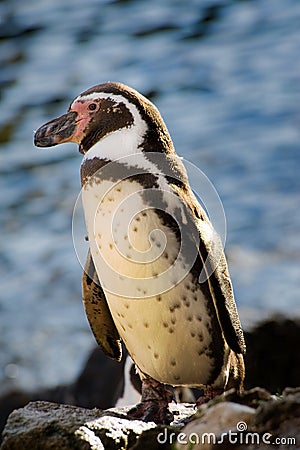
[34,111,78,147]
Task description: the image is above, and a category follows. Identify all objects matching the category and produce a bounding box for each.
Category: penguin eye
[88,103,97,111]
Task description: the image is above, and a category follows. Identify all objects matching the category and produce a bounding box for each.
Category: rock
[219,387,273,409]
[0,390,32,443]
[244,316,300,392]
[0,347,126,445]
[0,401,192,450]
[175,402,255,450]
[212,388,300,449]
[1,388,300,450]
[1,402,100,450]
[252,387,300,446]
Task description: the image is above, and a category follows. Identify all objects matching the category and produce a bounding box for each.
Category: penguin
[34,82,245,424]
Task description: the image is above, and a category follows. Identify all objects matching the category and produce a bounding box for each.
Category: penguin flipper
[200,231,246,355]
[170,179,245,356]
[82,250,122,361]
[194,207,246,356]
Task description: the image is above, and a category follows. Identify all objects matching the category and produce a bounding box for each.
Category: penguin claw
[127,376,174,424]
[127,400,174,424]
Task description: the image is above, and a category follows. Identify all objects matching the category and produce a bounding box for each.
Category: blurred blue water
[0,0,299,392]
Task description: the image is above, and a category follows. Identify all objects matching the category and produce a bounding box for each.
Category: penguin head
[34,82,172,156]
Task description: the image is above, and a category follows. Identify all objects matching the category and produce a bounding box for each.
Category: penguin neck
[82,125,146,164]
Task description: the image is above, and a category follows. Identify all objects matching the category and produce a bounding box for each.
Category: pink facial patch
[69,100,98,143]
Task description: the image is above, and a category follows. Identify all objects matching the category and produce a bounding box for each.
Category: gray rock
[1,389,299,450]
[211,388,300,449]
[1,402,102,450]
[0,401,192,450]
[176,402,255,450]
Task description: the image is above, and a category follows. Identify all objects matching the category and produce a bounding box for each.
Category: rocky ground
[1,387,299,449]
[0,316,299,449]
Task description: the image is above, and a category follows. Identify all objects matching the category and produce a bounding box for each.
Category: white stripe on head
[77,92,148,162]
[77,92,147,136]
[79,92,188,220]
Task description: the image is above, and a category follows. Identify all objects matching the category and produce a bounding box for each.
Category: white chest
[82,177,184,296]
[82,177,216,386]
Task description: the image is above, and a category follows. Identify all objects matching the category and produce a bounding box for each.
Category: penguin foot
[127,376,174,424]
[128,400,174,424]
[196,387,224,406]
